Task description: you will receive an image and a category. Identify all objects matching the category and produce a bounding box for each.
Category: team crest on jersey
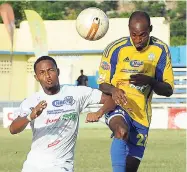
[52,96,75,107]
[148,53,155,61]
[130,60,143,67]
[100,61,111,70]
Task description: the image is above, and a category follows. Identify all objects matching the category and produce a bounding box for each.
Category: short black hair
[34,56,57,73]
[129,11,151,26]
[80,69,83,73]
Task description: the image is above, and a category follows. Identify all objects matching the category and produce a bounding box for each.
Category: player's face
[129,20,151,51]
[34,60,59,90]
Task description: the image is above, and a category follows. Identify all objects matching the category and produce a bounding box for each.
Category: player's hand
[111,87,127,106]
[30,101,47,120]
[85,111,103,123]
[130,74,153,86]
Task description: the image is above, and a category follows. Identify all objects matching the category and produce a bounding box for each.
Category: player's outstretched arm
[85,93,116,123]
[9,101,47,134]
[99,83,115,95]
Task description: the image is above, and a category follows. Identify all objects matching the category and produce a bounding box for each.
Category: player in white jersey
[9,56,116,172]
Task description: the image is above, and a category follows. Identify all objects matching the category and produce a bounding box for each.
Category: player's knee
[113,125,128,141]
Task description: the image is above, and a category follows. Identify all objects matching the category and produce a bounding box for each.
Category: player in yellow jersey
[98,11,174,172]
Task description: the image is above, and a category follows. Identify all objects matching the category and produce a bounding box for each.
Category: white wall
[12,17,170,52]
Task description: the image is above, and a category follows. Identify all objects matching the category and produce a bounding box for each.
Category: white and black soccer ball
[76,7,109,41]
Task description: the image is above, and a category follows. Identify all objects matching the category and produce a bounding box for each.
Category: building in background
[0,17,170,101]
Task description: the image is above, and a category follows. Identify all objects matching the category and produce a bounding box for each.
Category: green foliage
[97,1,118,13]
[0,1,185,46]
[133,1,166,17]
[170,20,186,37]
[107,11,131,18]
[167,1,186,46]
[0,1,119,26]
[175,1,186,19]
[133,1,186,46]
[170,36,186,47]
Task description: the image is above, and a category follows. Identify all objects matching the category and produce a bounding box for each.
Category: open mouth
[47,79,52,84]
[136,44,143,48]
[135,44,144,51]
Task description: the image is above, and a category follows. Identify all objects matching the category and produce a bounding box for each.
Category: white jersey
[16,85,102,172]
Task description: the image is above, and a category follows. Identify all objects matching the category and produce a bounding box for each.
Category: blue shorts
[105,106,149,160]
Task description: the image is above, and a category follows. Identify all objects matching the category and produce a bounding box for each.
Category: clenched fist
[85,111,103,123]
[30,100,47,120]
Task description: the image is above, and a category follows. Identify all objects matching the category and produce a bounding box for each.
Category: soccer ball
[76,7,109,41]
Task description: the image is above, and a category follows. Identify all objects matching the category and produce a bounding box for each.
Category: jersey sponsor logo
[130,60,143,67]
[100,61,111,70]
[47,109,74,115]
[45,112,77,124]
[46,117,60,124]
[48,140,61,148]
[130,84,148,93]
[120,69,139,73]
[47,109,64,115]
[52,96,75,107]
[116,80,129,87]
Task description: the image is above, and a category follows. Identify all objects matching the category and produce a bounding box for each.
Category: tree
[0,1,32,27]
[0,1,185,46]
[167,1,186,46]
[133,1,186,46]
[0,1,119,24]
[133,1,166,17]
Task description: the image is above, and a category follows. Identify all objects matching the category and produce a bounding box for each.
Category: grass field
[0,127,186,172]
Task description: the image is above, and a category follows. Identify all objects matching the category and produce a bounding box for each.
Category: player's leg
[125,117,149,172]
[126,155,140,172]
[109,116,129,172]
[106,106,129,172]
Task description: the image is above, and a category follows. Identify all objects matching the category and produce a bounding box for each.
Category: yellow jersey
[98,36,174,127]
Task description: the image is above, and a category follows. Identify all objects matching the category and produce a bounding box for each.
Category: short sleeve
[76,86,102,112]
[97,55,112,84]
[97,41,121,85]
[155,46,174,89]
[14,99,32,118]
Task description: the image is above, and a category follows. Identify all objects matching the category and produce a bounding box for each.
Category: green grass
[0,128,185,172]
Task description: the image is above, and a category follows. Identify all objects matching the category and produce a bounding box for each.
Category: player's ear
[34,74,39,82]
[57,68,60,76]
[149,25,153,32]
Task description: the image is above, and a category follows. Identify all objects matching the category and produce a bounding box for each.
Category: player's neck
[43,84,60,95]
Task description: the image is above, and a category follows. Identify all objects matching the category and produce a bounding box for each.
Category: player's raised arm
[9,100,47,134]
